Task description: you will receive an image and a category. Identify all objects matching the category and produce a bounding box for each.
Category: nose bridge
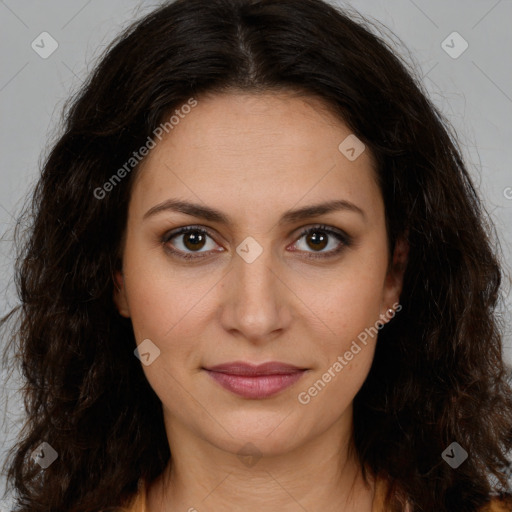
[220,236,290,340]
[236,240,274,296]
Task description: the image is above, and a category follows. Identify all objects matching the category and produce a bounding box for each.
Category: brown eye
[304,230,329,251]
[182,231,207,251]
[292,225,351,259]
[162,226,220,260]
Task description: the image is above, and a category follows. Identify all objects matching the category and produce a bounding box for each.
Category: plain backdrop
[1,0,511,506]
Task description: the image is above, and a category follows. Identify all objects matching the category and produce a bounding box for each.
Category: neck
[146,409,376,512]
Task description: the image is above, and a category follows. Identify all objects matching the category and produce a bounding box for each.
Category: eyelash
[161,224,351,261]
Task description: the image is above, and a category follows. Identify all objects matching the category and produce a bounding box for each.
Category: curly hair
[1,0,512,510]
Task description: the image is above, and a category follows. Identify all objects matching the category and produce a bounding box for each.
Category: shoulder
[118,478,147,512]
[478,496,512,512]
[119,476,512,512]
[373,475,512,512]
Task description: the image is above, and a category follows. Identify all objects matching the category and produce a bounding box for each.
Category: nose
[218,240,293,344]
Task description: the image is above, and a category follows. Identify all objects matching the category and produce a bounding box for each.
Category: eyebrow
[143,198,366,224]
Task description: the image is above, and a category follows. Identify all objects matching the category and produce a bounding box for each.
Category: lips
[204,361,307,399]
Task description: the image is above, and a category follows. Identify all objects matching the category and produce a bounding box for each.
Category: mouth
[203,361,308,399]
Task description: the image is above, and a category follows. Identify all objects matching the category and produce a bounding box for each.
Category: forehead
[130,91,383,225]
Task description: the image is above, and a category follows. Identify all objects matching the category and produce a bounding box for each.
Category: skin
[114,91,408,512]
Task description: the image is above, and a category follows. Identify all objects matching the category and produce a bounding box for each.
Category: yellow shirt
[120,476,512,511]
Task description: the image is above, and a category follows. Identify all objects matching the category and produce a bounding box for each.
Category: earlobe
[113,270,131,318]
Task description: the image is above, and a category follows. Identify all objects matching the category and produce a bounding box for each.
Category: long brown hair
[1,0,512,510]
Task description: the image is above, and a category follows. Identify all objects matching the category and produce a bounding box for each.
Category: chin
[202,413,307,456]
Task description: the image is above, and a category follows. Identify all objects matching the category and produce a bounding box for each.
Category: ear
[380,235,408,322]
[113,270,131,318]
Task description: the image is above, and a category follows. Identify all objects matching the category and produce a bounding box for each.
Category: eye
[161,224,351,261]
[162,226,222,260]
[290,225,351,259]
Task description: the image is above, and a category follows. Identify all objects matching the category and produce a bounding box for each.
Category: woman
[1,0,511,510]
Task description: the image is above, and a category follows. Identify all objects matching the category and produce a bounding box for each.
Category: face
[114,91,406,458]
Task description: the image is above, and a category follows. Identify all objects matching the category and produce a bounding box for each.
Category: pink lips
[204,361,307,399]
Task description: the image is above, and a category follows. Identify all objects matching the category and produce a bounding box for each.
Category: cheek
[121,250,210,404]
[296,347,375,427]
[122,238,218,343]
[295,258,387,408]
[297,276,384,411]
[303,264,387,351]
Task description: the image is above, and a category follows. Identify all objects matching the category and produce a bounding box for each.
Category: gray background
[1,0,511,506]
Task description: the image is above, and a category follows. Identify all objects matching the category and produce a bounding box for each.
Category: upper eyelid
[163,225,218,243]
